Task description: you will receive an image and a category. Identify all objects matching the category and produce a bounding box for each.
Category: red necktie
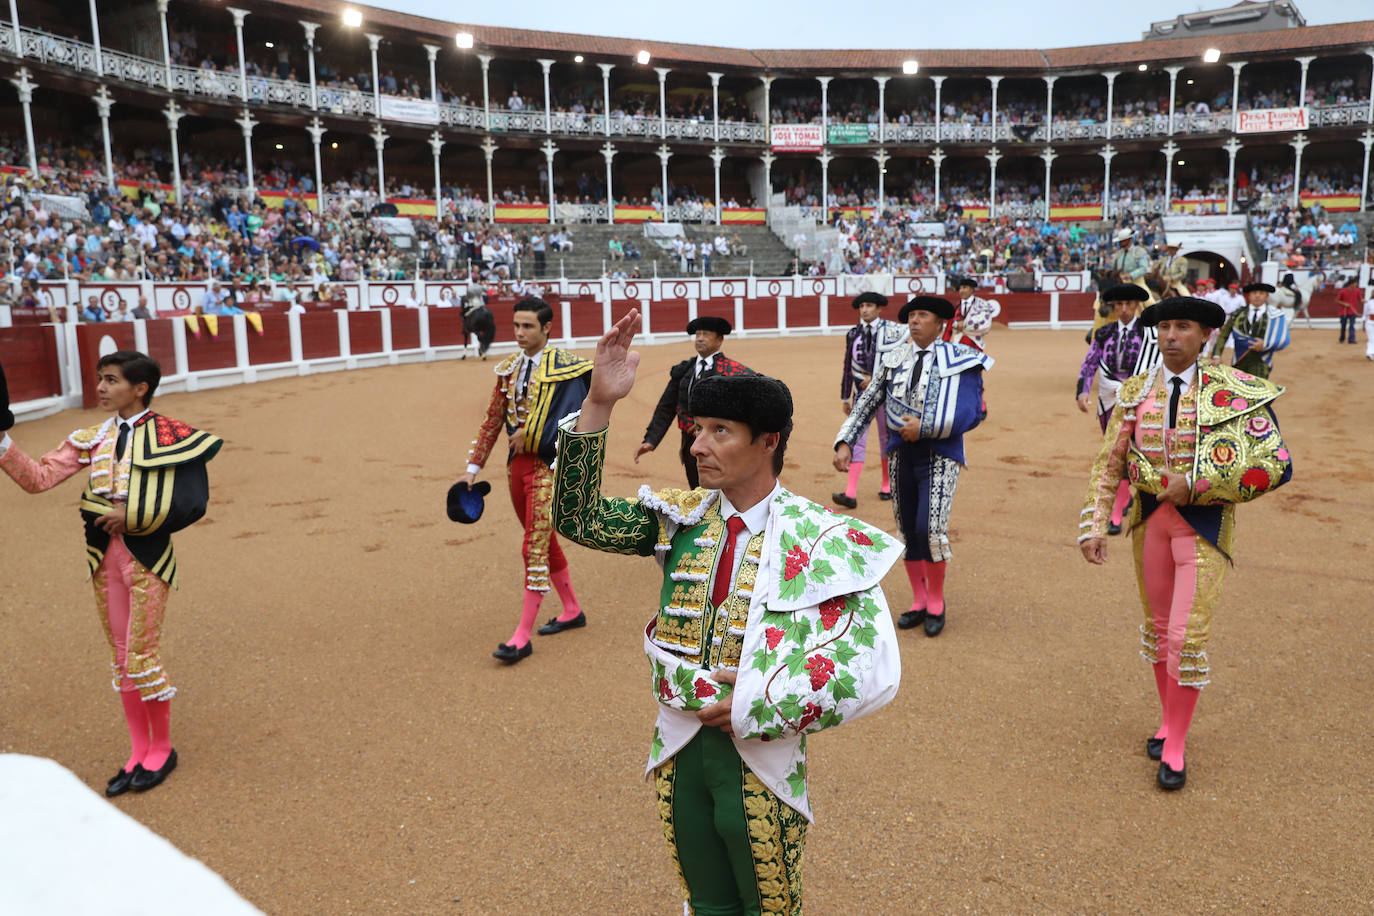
[710,516,748,609]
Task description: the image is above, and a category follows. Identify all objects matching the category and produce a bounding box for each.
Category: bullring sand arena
[3,326,1373,913]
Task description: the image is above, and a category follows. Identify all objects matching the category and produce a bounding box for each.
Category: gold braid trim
[653,760,693,911]
[742,768,807,916]
[551,422,658,556]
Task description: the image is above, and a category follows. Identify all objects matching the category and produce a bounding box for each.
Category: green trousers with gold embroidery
[655,728,807,916]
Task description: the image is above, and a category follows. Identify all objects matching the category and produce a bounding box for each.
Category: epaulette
[637,485,718,527]
[68,418,114,452]
[494,353,521,376]
[1117,368,1156,408]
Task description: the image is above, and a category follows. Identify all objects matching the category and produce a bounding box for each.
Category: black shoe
[878,491,893,501]
[1156,760,1186,790]
[106,766,140,797]
[1146,737,1165,761]
[130,750,177,792]
[897,608,927,629]
[1107,521,1123,536]
[923,611,945,637]
[537,612,586,635]
[493,641,533,663]
[831,493,857,509]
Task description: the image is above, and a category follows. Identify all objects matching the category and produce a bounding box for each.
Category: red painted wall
[0,325,61,402]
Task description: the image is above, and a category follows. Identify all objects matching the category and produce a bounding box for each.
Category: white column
[1223,136,1242,214]
[481,137,497,220]
[158,1,172,88]
[875,75,889,143]
[95,85,115,191]
[229,7,249,102]
[1161,139,1179,213]
[1367,50,1374,125]
[932,76,945,140]
[164,101,184,205]
[1165,66,1183,136]
[539,58,554,133]
[9,68,37,177]
[1289,134,1309,208]
[989,75,1002,139]
[424,44,440,106]
[1229,61,1247,134]
[1104,71,1119,139]
[236,109,257,196]
[709,72,722,142]
[541,138,558,224]
[986,147,1001,219]
[874,148,888,214]
[760,74,773,133]
[1099,143,1116,217]
[598,63,614,136]
[306,118,326,215]
[931,146,945,210]
[1360,129,1374,212]
[655,67,671,139]
[429,130,444,220]
[710,146,725,224]
[819,149,832,219]
[9,0,22,58]
[366,33,382,117]
[761,150,774,221]
[479,54,493,131]
[817,76,832,137]
[371,122,388,201]
[657,143,672,221]
[1040,146,1056,221]
[1295,55,1315,108]
[601,141,616,224]
[1044,75,1057,140]
[88,0,103,77]
[301,21,320,110]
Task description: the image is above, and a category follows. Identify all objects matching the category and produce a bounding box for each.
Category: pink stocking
[143,699,173,770]
[507,589,544,648]
[549,566,582,622]
[925,561,948,616]
[118,685,151,772]
[904,560,928,611]
[1110,480,1132,526]
[879,455,890,494]
[1161,680,1200,771]
[844,462,863,499]
[1151,662,1170,741]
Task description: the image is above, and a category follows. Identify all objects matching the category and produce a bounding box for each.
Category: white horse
[1270,272,1323,329]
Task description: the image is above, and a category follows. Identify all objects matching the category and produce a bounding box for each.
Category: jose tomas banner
[770,124,824,151]
[1237,107,1309,133]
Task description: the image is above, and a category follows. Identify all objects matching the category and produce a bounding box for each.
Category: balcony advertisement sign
[1237,107,1308,134]
[379,96,440,125]
[770,124,824,152]
[827,124,871,145]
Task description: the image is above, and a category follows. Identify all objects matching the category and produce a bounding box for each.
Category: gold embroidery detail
[654,760,692,908]
[742,768,807,915]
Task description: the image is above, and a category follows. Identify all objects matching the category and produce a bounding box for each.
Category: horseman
[1149,241,1190,300]
[1090,228,1155,340]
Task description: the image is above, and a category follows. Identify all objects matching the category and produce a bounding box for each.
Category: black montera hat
[0,360,14,431]
[1102,284,1150,303]
[686,316,732,335]
[689,374,793,432]
[447,479,493,524]
[1242,282,1276,294]
[851,291,888,309]
[1139,297,1226,329]
[955,276,978,289]
[898,295,956,321]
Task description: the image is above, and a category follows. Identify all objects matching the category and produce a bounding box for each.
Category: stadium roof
[277,2,1374,74]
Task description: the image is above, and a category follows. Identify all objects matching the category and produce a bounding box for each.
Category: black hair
[513,296,554,327]
[748,419,793,476]
[96,350,161,407]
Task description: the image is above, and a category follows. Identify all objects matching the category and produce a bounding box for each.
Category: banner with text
[1237,107,1308,133]
[379,96,440,125]
[770,124,824,152]
[827,124,871,145]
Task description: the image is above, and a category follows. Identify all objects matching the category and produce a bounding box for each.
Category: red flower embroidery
[783,546,810,581]
[805,654,836,690]
[765,626,785,650]
[693,678,717,699]
[1211,390,1234,408]
[846,527,873,546]
[819,597,846,630]
[1240,467,1271,491]
[658,677,673,700]
[797,702,823,731]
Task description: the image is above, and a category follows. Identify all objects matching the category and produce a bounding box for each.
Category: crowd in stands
[1252,204,1366,270]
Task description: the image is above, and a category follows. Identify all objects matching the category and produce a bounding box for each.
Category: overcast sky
[362,0,1359,50]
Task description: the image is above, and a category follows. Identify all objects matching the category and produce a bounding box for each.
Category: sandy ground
[2,327,1372,915]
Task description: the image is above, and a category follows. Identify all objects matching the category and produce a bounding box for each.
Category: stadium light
[1137,63,1147,71]
[342,9,363,28]
[636,49,651,65]
[455,32,474,49]
[574,54,584,63]
[1202,47,1221,63]
[1177,159,1185,165]
[1186,78,1195,85]
[331,141,339,149]
[275,143,283,150]
[265,41,275,49]
[902,59,919,75]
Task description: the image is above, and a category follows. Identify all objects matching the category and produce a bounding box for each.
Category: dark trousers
[1339,314,1357,342]
[533,249,546,278]
[679,429,700,489]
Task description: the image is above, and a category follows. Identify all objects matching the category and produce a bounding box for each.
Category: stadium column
[87,0,103,77]
[932,75,945,141]
[372,122,389,203]
[710,146,725,225]
[164,101,184,206]
[874,148,887,214]
[8,68,36,177]
[1228,62,1247,134]
[1161,140,1179,212]
[367,33,382,116]
[481,137,497,220]
[819,148,832,221]
[301,21,320,110]
[1359,130,1373,213]
[157,1,172,87]
[1222,136,1242,215]
[656,68,671,140]
[986,147,1001,219]
[1295,56,1314,107]
[1288,134,1309,209]
[657,144,672,223]
[306,118,326,215]
[542,139,558,224]
[875,75,888,143]
[1044,75,1056,142]
[1098,143,1115,219]
[540,59,555,134]
[760,150,774,225]
[479,54,493,131]
[1164,66,1183,136]
[425,44,440,108]
[1103,71,1119,140]
[429,131,444,220]
[1039,146,1056,221]
[94,86,115,192]
[709,72,722,142]
[989,75,1002,141]
[236,109,258,198]
[760,74,773,134]
[1367,51,1374,125]
[7,0,21,58]
[931,146,945,210]
[601,142,616,224]
[598,63,614,137]
[228,7,249,103]
[817,76,831,138]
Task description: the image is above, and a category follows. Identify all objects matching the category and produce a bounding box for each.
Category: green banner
[827,124,872,144]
